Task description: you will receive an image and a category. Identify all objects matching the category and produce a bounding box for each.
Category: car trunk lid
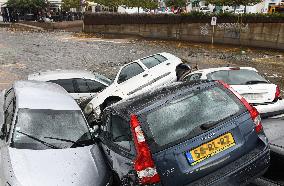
[231,84,276,104]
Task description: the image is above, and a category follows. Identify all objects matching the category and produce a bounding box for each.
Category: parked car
[0,81,111,186]
[96,80,270,185]
[28,70,111,103]
[181,67,284,118]
[235,8,245,14]
[84,52,190,125]
[262,115,284,184]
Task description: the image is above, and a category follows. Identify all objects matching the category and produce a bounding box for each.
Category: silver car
[0,81,111,186]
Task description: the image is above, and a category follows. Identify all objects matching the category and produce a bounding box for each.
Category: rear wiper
[17,131,60,149]
[200,121,218,130]
[245,80,268,85]
[44,136,84,147]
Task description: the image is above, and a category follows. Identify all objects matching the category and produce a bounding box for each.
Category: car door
[116,62,151,97]
[99,112,136,180]
[74,79,107,101]
[140,54,176,91]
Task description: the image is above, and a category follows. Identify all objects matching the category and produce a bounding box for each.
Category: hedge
[84,12,284,25]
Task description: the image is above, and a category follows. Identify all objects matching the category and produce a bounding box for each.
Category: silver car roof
[13,81,81,110]
[28,70,111,85]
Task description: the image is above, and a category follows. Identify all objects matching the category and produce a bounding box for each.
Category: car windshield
[146,86,241,147]
[12,109,92,150]
[207,69,268,85]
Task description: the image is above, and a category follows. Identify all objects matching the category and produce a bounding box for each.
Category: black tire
[103,99,121,111]
[176,63,192,81]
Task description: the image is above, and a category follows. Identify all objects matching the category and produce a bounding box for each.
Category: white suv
[28,70,111,102]
[84,52,188,123]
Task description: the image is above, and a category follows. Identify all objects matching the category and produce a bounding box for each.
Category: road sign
[211,17,217,26]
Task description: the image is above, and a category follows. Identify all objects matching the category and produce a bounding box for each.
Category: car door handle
[143,74,148,77]
[166,63,171,65]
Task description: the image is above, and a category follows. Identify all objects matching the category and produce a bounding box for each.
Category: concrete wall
[83,22,284,50]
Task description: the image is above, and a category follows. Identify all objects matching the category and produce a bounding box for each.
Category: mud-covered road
[0,27,283,91]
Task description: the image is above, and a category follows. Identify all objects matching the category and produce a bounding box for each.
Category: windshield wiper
[43,136,84,147]
[245,80,268,85]
[17,131,60,149]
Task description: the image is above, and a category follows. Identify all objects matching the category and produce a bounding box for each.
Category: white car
[199,6,211,13]
[235,8,245,14]
[28,70,111,102]
[84,52,188,123]
[181,67,284,117]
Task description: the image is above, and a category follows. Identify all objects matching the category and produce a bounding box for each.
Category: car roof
[109,80,215,118]
[192,67,257,75]
[28,70,111,85]
[13,81,81,110]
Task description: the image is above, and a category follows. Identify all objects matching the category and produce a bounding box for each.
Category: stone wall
[83,22,284,50]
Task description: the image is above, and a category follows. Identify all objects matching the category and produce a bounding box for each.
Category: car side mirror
[118,74,127,84]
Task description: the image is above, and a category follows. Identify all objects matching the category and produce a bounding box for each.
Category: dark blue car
[97,80,270,186]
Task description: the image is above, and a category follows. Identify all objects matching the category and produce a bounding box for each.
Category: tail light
[274,85,281,101]
[217,80,263,133]
[130,115,161,185]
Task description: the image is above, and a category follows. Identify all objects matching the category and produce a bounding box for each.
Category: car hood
[8,145,110,186]
[230,84,276,104]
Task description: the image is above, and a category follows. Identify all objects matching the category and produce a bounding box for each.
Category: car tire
[103,99,121,111]
[176,63,191,81]
[112,172,121,186]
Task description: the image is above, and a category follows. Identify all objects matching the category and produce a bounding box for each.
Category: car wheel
[176,63,191,81]
[103,99,120,111]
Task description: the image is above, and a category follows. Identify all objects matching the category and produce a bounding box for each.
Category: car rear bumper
[189,143,270,186]
[255,99,284,118]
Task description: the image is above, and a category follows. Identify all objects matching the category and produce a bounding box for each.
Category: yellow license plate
[186,133,235,166]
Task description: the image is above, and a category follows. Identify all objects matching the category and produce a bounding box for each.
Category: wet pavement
[0,27,283,91]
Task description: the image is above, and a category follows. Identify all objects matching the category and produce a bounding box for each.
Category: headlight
[84,103,93,115]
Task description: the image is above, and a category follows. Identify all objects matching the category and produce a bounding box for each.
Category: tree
[165,0,187,8]
[7,0,47,13]
[62,0,81,11]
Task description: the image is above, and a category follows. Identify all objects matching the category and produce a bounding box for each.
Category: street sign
[211,17,217,26]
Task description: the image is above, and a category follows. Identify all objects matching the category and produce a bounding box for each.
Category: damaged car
[84,52,190,125]
[28,70,111,104]
[95,80,270,185]
[181,67,284,118]
[0,81,111,186]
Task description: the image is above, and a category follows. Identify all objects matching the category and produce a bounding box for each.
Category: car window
[141,54,167,69]
[118,63,144,84]
[110,115,134,152]
[75,79,89,93]
[86,80,107,93]
[207,69,268,85]
[145,86,242,148]
[49,79,75,93]
[185,73,202,81]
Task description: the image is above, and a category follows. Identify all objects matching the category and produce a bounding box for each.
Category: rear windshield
[207,69,268,85]
[146,86,242,147]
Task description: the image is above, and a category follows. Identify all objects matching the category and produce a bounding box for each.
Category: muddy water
[0,28,283,92]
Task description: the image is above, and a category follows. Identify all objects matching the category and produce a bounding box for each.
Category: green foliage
[206,0,262,6]
[91,0,158,9]
[7,0,47,11]
[62,0,81,10]
[165,0,187,8]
